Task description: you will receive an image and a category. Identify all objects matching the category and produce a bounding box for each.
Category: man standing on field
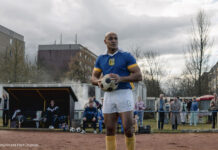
[91,32,142,150]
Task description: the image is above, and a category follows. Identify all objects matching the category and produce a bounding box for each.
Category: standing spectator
[187,99,192,122]
[98,97,104,133]
[164,99,170,124]
[169,99,174,120]
[117,117,124,133]
[135,96,145,127]
[93,96,102,110]
[210,93,218,129]
[180,98,187,125]
[81,101,98,134]
[133,111,139,133]
[155,94,165,130]
[190,97,198,126]
[46,100,59,129]
[170,97,181,130]
[2,94,9,127]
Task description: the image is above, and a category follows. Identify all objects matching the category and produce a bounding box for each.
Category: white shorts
[102,89,134,114]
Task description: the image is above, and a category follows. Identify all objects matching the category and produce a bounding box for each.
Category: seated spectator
[81,101,98,134]
[84,97,96,109]
[45,100,59,129]
[11,108,24,128]
[58,115,68,131]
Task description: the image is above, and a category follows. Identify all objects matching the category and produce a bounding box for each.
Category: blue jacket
[83,107,98,120]
[191,101,198,111]
[98,109,104,120]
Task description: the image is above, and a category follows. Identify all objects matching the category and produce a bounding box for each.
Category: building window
[10,39,13,45]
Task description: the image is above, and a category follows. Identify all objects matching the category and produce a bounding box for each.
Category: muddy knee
[106,126,116,136]
[124,125,134,137]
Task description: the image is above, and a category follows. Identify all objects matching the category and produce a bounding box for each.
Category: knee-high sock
[106,136,116,150]
[125,135,136,150]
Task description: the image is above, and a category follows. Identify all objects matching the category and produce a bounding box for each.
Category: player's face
[104,33,118,50]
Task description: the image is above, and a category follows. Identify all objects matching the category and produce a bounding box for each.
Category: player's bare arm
[91,70,102,86]
[110,65,142,83]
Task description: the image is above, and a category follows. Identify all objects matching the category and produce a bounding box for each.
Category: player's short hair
[105,32,117,39]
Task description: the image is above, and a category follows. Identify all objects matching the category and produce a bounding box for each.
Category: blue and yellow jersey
[94,50,137,90]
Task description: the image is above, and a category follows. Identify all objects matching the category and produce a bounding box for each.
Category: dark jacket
[83,107,98,120]
[46,105,59,116]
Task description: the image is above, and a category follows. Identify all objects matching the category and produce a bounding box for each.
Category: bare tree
[0,39,26,83]
[129,46,142,61]
[131,48,164,97]
[0,40,51,83]
[142,50,165,96]
[184,10,212,96]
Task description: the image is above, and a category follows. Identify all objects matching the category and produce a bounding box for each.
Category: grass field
[144,118,214,132]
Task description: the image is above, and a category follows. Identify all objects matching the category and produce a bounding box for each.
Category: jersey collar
[104,49,120,56]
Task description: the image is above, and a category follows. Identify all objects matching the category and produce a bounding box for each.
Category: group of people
[1,96,65,129]
[155,93,218,130]
[81,96,145,134]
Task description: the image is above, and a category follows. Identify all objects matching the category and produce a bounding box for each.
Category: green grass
[144,118,213,132]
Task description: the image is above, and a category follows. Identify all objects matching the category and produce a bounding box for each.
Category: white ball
[76,127,81,133]
[70,127,75,133]
[100,74,118,92]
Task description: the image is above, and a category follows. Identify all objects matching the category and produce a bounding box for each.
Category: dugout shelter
[0,83,78,127]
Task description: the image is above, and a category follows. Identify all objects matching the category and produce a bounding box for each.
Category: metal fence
[73,110,218,131]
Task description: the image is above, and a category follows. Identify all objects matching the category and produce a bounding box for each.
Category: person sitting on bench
[46,100,59,129]
[11,108,24,128]
[81,101,98,134]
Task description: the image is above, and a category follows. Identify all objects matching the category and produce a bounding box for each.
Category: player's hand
[83,117,87,121]
[109,73,120,83]
[97,79,102,88]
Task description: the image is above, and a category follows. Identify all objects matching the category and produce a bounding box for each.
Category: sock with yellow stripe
[106,136,116,150]
[125,135,136,150]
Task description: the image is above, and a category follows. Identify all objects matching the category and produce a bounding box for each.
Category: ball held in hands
[100,74,118,92]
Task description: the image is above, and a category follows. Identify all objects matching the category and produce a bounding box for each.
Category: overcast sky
[0,0,218,75]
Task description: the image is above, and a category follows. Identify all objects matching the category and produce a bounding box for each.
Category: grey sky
[0,0,217,74]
